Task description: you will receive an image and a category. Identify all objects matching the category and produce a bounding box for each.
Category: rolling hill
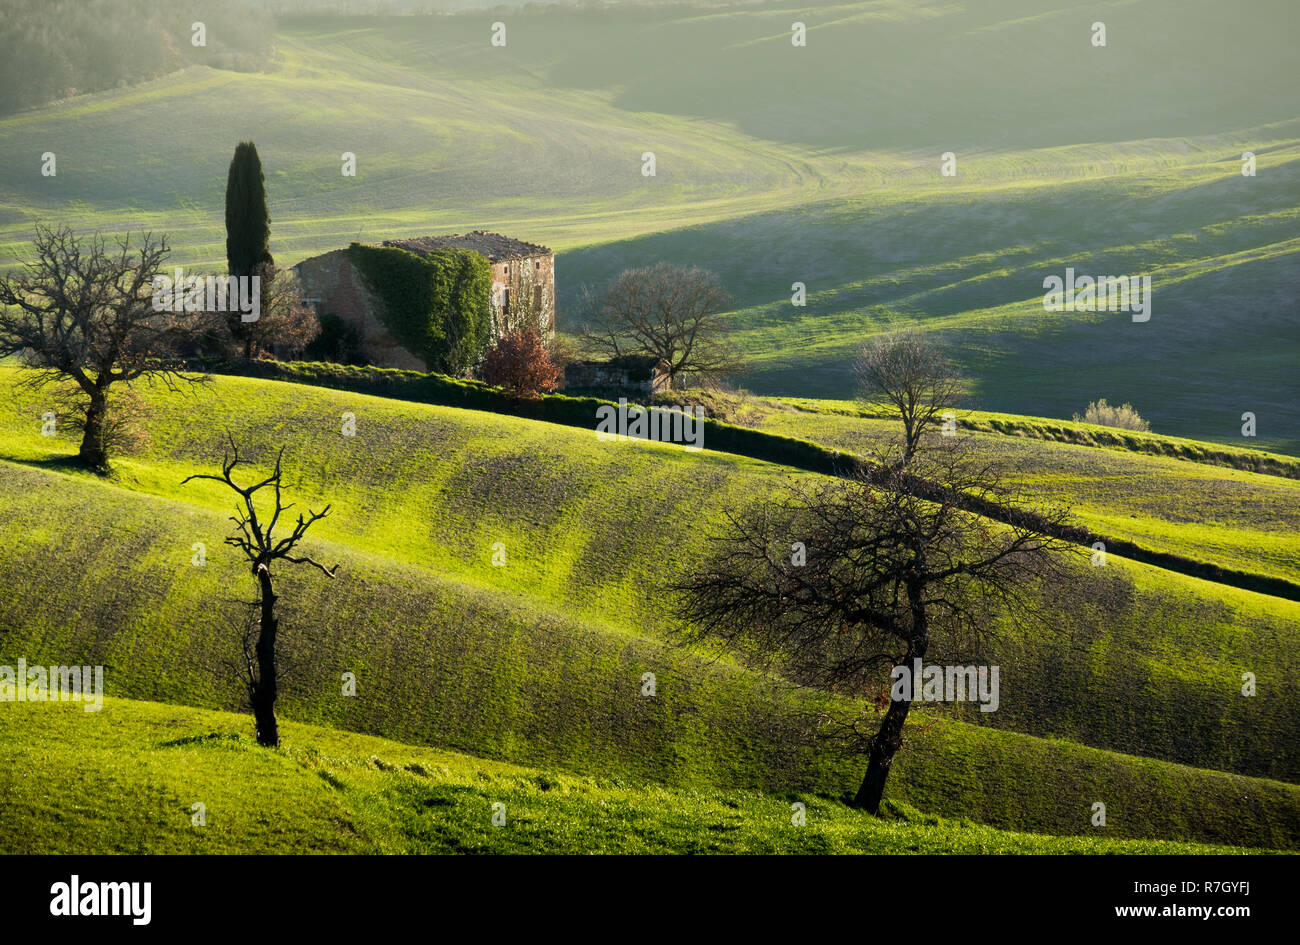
[0,0,1295,857]
[0,368,1297,848]
[0,1,1295,448]
[748,400,1300,587]
[0,697,1269,855]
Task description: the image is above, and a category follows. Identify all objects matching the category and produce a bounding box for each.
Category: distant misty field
[0,0,1295,449]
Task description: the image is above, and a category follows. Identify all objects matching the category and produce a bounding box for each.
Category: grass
[0,1,1295,448]
[1,369,1296,786]
[0,372,1297,849]
[0,697,1281,855]
[105,358,1300,594]
[750,400,1300,587]
[770,397,1300,477]
[0,0,1295,850]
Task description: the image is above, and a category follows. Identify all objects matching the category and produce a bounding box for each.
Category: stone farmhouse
[293,232,555,371]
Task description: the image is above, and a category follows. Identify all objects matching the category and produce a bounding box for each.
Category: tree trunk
[251,563,280,747]
[853,576,928,815]
[902,414,918,467]
[78,391,109,468]
[853,689,911,813]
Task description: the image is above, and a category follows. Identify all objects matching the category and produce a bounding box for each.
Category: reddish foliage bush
[480,329,561,399]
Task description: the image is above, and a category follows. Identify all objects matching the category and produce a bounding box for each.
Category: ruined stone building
[293,232,555,371]
[564,355,672,394]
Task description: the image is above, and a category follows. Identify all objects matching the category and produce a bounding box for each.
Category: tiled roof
[382,231,551,262]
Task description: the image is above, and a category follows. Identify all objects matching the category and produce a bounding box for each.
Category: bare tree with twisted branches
[675,436,1077,815]
[580,262,741,387]
[184,436,338,747]
[854,330,963,468]
[0,225,205,468]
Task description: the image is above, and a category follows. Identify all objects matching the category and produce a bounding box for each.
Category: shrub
[480,330,562,400]
[1074,398,1151,432]
[653,385,764,427]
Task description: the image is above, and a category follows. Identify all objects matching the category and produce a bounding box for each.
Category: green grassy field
[767,397,1300,476]
[0,1,1295,449]
[740,400,1300,587]
[2,697,1269,855]
[1,370,1297,849]
[2,368,1296,784]
[0,0,1295,855]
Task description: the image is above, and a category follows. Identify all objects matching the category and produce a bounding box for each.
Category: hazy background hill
[0,0,1295,449]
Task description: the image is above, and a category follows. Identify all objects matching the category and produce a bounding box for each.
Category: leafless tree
[674,439,1076,815]
[187,261,319,361]
[184,436,338,747]
[241,261,320,360]
[0,225,203,468]
[581,262,741,386]
[45,380,153,458]
[855,330,963,466]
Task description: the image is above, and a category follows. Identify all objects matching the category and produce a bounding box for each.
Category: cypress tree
[224,141,273,356]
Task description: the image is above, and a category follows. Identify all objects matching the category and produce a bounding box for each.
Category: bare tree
[184,437,338,747]
[855,330,962,466]
[186,261,319,361]
[46,380,152,458]
[581,262,741,386]
[674,440,1076,815]
[242,261,320,360]
[0,225,202,468]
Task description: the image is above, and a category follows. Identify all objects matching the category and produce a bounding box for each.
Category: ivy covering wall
[347,242,492,375]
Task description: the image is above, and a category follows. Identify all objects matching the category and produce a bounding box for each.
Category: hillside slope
[748,402,1300,587]
[0,1,1295,446]
[0,698,1269,855]
[3,369,1295,780]
[0,458,1297,848]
